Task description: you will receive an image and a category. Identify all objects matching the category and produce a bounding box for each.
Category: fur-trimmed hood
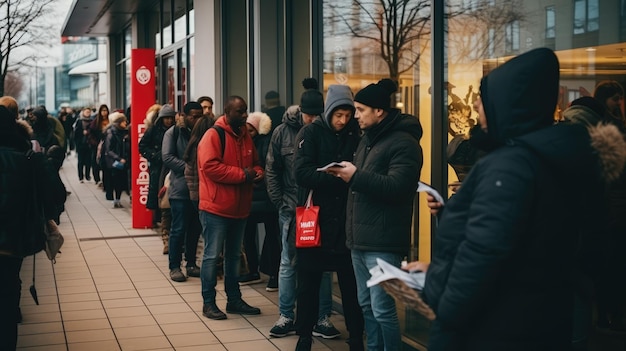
[515,104,626,186]
[563,104,626,183]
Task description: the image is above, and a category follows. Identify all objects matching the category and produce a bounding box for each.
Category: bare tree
[0,0,57,97]
[4,70,24,98]
[324,0,525,84]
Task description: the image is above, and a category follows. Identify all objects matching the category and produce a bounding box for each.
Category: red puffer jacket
[197,116,263,218]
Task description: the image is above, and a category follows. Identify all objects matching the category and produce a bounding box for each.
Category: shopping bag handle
[305,190,314,208]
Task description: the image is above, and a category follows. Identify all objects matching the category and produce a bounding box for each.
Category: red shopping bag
[295,190,321,248]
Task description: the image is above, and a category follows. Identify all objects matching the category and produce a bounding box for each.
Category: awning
[68,59,107,75]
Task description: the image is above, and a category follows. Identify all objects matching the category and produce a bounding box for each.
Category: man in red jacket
[197,96,264,320]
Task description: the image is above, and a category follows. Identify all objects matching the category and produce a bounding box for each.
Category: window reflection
[318,1,626,347]
[546,6,556,39]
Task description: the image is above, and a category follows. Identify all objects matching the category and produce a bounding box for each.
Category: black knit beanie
[300,78,324,115]
[354,78,398,110]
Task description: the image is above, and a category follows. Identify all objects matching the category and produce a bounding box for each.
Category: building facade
[62,0,626,349]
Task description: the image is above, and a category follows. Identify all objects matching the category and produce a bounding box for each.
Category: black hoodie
[423,48,626,351]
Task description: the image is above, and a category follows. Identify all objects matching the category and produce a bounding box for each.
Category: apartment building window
[574,0,599,34]
[546,6,556,38]
[505,20,520,52]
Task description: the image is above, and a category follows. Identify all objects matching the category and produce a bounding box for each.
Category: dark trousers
[295,252,364,340]
[90,148,101,182]
[111,168,128,200]
[102,167,112,200]
[0,256,23,351]
[169,199,201,269]
[243,210,280,277]
[76,146,92,180]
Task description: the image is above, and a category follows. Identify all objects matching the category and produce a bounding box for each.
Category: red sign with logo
[130,49,156,228]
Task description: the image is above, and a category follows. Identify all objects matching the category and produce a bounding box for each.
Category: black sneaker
[169,268,187,282]
[202,303,227,320]
[226,299,261,315]
[295,336,313,351]
[265,275,278,292]
[186,265,201,277]
[238,272,262,285]
[269,314,295,337]
[312,315,341,339]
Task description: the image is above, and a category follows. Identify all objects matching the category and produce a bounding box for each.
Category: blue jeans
[352,250,402,351]
[277,207,332,320]
[199,211,246,304]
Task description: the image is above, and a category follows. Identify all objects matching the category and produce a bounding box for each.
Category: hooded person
[265,78,343,339]
[139,104,176,212]
[419,48,626,351]
[329,78,424,351]
[292,84,364,351]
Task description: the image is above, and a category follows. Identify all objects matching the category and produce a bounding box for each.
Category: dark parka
[251,132,273,213]
[345,110,423,254]
[139,115,171,209]
[162,124,191,200]
[294,102,360,259]
[73,116,92,151]
[265,105,307,212]
[0,120,65,257]
[103,125,130,170]
[422,48,625,351]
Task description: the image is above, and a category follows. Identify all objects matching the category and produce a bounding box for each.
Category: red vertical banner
[131,49,156,228]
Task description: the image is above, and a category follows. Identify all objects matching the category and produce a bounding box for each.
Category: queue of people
[4,46,626,351]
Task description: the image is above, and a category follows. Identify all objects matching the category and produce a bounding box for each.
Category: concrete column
[194,0,222,112]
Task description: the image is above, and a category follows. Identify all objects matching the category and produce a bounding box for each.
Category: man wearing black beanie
[328,78,423,351]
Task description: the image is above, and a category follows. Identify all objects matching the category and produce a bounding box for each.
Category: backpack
[212,125,226,156]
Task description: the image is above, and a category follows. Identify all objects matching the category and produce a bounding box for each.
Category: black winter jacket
[345,109,423,254]
[139,116,171,209]
[73,117,92,150]
[0,121,64,257]
[251,133,273,213]
[295,114,360,257]
[423,48,625,351]
[104,126,130,170]
[162,125,191,200]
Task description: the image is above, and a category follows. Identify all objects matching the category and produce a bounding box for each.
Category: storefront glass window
[321,0,625,348]
[173,0,187,43]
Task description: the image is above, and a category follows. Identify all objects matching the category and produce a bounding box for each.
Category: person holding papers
[421,48,626,351]
[329,78,423,351]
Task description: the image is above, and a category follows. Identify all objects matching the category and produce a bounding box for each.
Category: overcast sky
[36,0,75,64]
